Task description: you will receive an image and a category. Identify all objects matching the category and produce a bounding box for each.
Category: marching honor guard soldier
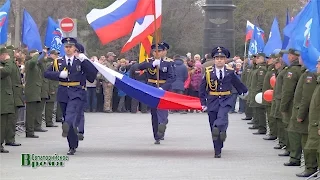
[199,47,248,158]
[44,38,97,155]
[138,43,175,144]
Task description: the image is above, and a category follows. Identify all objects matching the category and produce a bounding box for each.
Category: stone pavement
[0,112,308,180]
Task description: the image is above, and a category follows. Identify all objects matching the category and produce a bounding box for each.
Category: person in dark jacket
[172,55,188,93]
[171,55,188,113]
[129,61,148,113]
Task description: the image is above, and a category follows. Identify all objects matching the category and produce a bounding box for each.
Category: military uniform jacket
[262,64,276,106]
[101,61,115,84]
[199,65,247,112]
[280,60,302,113]
[249,62,267,108]
[44,56,98,103]
[9,59,24,107]
[24,54,43,103]
[241,64,251,87]
[138,58,175,91]
[0,60,15,114]
[46,58,59,103]
[246,64,256,103]
[271,66,287,118]
[288,69,317,134]
[304,75,320,150]
[40,58,51,99]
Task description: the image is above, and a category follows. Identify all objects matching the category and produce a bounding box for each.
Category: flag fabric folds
[139,35,153,63]
[263,18,282,57]
[91,61,202,110]
[45,17,65,55]
[22,9,42,52]
[245,20,264,42]
[121,0,162,53]
[0,0,10,45]
[86,0,154,45]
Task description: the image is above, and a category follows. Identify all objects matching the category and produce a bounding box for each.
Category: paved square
[1,112,305,180]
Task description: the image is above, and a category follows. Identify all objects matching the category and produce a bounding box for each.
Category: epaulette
[163,57,173,62]
[225,65,234,70]
[284,67,288,69]
[205,66,213,72]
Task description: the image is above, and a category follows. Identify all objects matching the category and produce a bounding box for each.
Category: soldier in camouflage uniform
[270,52,286,150]
[249,53,267,135]
[262,53,278,140]
[280,49,302,163]
[241,58,253,121]
[101,52,116,113]
[305,58,320,176]
[291,57,318,177]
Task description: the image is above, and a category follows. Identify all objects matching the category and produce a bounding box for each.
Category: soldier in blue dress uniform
[138,43,176,144]
[44,38,97,155]
[199,47,248,158]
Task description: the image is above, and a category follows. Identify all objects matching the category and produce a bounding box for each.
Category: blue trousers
[150,108,168,140]
[230,94,238,112]
[75,100,85,134]
[238,98,245,113]
[86,87,97,111]
[60,98,81,149]
[208,106,230,154]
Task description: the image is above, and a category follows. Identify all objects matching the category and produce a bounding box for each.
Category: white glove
[152,59,161,67]
[201,106,207,112]
[59,71,68,79]
[158,87,163,90]
[239,91,249,99]
[78,53,89,62]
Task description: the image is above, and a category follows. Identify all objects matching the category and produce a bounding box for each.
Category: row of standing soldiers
[241,49,320,178]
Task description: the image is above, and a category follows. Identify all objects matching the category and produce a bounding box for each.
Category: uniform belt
[59,81,80,86]
[209,91,231,96]
[148,79,166,84]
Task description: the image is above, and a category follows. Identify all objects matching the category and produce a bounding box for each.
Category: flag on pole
[22,9,42,52]
[44,17,65,55]
[121,0,162,53]
[263,17,282,56]
[0,0,10,45]
[139,35,153,63]
[245,20,264,42]
[86,0,154,45]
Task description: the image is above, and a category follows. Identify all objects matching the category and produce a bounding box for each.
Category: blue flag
[45,17,65,55]
[283,1,312,51]
[300,0,320,72]
[22,9,42,52]
[0,0,10,45]
[282,8,290,49]
[263,18,282,57]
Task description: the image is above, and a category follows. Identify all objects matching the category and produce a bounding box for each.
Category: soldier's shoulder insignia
[306,76,313,83]
[272,68,275,71]
[284,67,288,69]
[287,72,293,79]
[259,70,264,75]
[205,66,213,72]
[226,66,234,70]
[163,57,173,62]
[247,69,250,72]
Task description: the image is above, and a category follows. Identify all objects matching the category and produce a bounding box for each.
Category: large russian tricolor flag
[91,61,202,110]
[86,0,154,45]
[121,0,162,53]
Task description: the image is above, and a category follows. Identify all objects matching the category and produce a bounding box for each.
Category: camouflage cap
[269,54,276,58]
[256,52,266,58]
[0,47,8,54]
[6,45,14,50]
[29,49,39,54]
[49,50,59,55]
[282,48,300,56]
[274,57,281,63]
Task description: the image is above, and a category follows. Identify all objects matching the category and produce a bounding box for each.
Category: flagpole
[243,41,247,58]
[153,0,160,88]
